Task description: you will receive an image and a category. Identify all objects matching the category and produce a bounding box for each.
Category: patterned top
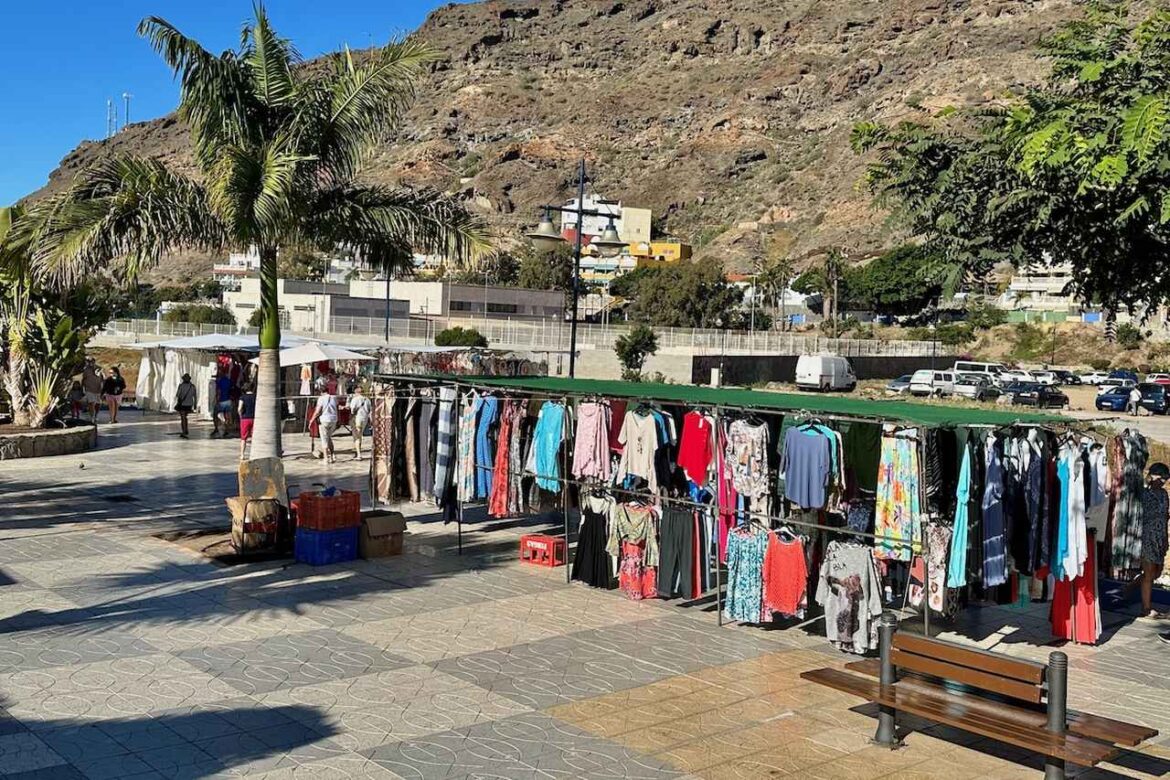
[726,420,770,500]
[1141,484,1169,565]
[456,392,480,503]
[723,526,769,623]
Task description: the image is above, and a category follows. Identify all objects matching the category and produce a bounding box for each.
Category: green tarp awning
[375,374,1071,428]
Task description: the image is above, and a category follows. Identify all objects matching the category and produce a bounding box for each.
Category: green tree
[448,250,521,286]
[435,326,488,347]
[853,2,1170,311]
[625,262,745,328]
[163,304,236,325]
[278,247,327,280]
[615,323,658,379]
[516,243,574,292]
[849,245,943,316]
[28,7,486,459]
[755,239,796,329]
[1116,322,1144,349]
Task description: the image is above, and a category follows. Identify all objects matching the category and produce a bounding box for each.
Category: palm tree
[0,205,36,426]
[30,6,487,459]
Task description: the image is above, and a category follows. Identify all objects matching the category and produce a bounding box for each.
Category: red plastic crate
[296,490,361,531]
[520,534,566,567]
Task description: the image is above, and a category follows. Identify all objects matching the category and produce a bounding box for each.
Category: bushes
[965,301,1008,329]
[162,304,236,325]
[435,326,488,348]
[1115,322,1144,350]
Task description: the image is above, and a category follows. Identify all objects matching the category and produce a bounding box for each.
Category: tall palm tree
[30,6,487,459]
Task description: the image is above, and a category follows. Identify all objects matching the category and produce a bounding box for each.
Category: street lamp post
[526,159,625,377]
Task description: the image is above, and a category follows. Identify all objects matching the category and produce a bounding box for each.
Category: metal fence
[100,317,942,357]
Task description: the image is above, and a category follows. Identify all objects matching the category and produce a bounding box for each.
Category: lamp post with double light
[526,159,626,377]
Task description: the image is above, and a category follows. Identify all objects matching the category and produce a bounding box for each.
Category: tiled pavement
[1,417,1170,778]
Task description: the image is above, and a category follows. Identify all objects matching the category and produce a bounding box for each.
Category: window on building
[235,303,256,309]
[487,303,518,314]
[293,304,316,312]
[449,300,474,312]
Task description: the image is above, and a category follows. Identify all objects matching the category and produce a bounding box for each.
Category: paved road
[0,416,1168,778]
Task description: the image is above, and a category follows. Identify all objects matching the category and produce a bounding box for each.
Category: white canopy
[249,342,375,367]
[133,333,308,352]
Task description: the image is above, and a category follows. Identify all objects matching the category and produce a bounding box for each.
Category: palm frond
[242,4,297,108]
[295,39,437,184]
[208,138,312,244]
[138,15,258,168]
[304,185,490,270]
[31,156,225,287]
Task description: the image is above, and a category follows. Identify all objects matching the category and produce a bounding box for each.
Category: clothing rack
[370,375,1091,641]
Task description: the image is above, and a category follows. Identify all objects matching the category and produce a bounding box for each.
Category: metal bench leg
[1045,651,1068,780]
[874,612,900,748]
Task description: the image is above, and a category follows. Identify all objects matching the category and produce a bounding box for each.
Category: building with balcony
[1000,262,1079,312]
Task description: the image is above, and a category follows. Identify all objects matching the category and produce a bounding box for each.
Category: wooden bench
[800,613,1157,779]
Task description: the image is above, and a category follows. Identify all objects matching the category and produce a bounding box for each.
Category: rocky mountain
[37,0,1080,280]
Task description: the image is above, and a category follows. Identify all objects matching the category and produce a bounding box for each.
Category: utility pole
[106,99,117,138]
[122,93,133,127]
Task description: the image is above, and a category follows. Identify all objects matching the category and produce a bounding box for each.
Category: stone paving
[1,415,1170,778]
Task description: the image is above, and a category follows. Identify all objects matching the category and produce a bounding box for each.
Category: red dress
[619,541,657,600]
[677,411,714,487]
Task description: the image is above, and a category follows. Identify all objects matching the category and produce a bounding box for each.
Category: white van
[952,361,1006,384]
[795,355,857,392]
[909,369,955,396]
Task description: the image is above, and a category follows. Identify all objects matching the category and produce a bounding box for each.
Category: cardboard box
[359,511,406,558]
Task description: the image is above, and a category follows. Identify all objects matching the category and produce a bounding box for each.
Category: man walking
[81,359,103,422]
[1129,385,1143,416]
[309,385,339,463]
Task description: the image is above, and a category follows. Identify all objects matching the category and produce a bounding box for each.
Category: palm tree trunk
[250,247,282,460]
[4,338,29,428]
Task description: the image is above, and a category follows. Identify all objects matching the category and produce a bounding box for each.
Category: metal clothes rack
[374,375,945,642]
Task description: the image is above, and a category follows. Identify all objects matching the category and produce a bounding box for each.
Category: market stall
[367,373,1134,650]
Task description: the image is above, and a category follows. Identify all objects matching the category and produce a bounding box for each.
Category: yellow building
[628,241,692,267]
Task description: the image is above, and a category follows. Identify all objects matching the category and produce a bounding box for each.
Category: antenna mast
[122,92,133,128]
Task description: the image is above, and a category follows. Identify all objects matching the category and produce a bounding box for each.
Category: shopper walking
[237,382,257,460]
[81,358,103,422]
[212,370,233,438]
[348,385,372,460]
[309,386,339,463]
[1129,385,1143,416]
[1141,463,1170,619]
[175,373,198,439]
[102,367,126,424]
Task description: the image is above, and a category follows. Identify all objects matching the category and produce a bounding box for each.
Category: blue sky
[0,1,453,204]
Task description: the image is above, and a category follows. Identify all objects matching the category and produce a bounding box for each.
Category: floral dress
[723,526,769,623]
[455,392,480,503]
[874,427,921,562]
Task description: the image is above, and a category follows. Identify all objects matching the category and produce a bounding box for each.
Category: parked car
[1031,371,1058,386]
[1080,370,1112,385]
[1098,377,1137,395]
[952,374,1001,402]
[1000,369,1035,384]
[1109,369,1140,384]
[795,354,856,391]
[1146,373,1170,385]
[1010,382,1068,409]
[886,374,913,395]
[1052,370,1082,385]
[952,360,1008,386]
[908,369,955,397]
[1096,386,1132,412]
[1139,383,1170,415]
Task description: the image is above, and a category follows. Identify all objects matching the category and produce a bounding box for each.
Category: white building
[211,249,261,290]
[558,195,652,244]
[1000,262,1078,311]
[224,278,564,334]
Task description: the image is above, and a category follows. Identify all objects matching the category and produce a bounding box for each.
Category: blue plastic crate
[295,526,359,566]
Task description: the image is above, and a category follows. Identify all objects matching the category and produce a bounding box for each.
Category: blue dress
[723,527,769,623]
[475,395,499,499]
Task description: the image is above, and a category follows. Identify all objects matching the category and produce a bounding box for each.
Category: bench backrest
[892,633,1047,703]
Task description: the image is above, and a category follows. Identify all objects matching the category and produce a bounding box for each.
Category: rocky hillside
[38,0,1079,279]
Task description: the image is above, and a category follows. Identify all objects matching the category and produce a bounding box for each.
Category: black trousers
[658,507,694,599]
